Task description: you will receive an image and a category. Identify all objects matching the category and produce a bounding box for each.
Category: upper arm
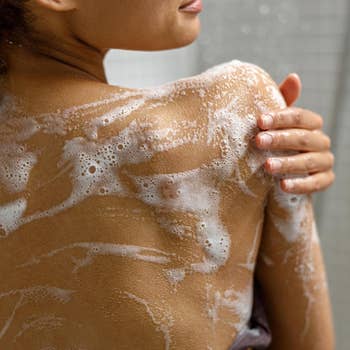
[162,62,334,348]
[188,60,291,203]
[230,62,336,349]
[208,61,335,348]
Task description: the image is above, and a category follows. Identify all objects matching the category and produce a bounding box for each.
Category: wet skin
[0,60,334,350]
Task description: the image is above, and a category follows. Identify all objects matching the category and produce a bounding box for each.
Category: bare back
[0,61,331,350]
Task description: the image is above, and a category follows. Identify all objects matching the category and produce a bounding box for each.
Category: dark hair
[0,0,31,73]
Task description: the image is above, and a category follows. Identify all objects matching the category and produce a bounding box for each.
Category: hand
[255,73,335,194]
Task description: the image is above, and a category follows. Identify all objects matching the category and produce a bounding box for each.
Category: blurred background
[103,0,350,347]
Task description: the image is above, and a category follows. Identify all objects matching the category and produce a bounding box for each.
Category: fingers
[264,152,335,175]
[279,73,302,106]
[255,129,331,152]
[280,170,336,194]
[257,107,323,130]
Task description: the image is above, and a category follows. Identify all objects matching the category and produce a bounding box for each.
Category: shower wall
[104,0,350,348]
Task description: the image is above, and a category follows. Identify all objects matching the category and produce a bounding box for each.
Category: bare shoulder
[167,60,287,188]
[194,60,286,112]
[166,60,286,150]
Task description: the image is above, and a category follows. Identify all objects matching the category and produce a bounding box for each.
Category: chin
[167,19,201,49]
[174,35,198,49]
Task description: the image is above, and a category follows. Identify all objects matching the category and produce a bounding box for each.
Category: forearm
[257,189,334,349]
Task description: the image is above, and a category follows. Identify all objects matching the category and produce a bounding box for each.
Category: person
[0,0,334,349]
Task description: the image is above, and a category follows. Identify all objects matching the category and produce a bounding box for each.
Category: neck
[5,35,108,83]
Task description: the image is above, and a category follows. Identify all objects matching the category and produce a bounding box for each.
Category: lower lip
[179,0,203,14]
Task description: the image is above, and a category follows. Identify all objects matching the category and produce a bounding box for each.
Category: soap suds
[205,94,259,197]
[0,59,291,345]
[270,181,309,242]
[206,283,253,334]
[261,254,274,266]
[130,169,231,275]
[0,143,37,194]
[0,59,277,248]
[16,242,174,273]
[86,97,147,140]
[271,185,326,339]
[12,314,66,343]
[0,198,27,236]
[0,286,75,340]
[238,220,262,271]
[164,268,186,287]
[0,60,325,348]
[121,291,174,350]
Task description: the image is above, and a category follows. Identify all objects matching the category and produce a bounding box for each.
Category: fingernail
[261,114,273,129]
[259,133,273,146]
[269,158,282,171]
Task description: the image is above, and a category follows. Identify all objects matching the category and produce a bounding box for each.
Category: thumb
[279,73,302,106]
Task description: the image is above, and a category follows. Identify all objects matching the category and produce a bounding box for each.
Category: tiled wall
[104,1,350,347]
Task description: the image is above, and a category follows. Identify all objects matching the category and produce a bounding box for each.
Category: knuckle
[294,109,303,125]
[283,133,293,147]
[279,132,290,146]
[275,112,283,126]
[283,158,292,172]
[306,155,316,171]
[294,181,306,193]
[271,133,279,146]
[298,133,309,147]
[300,139,309,147]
